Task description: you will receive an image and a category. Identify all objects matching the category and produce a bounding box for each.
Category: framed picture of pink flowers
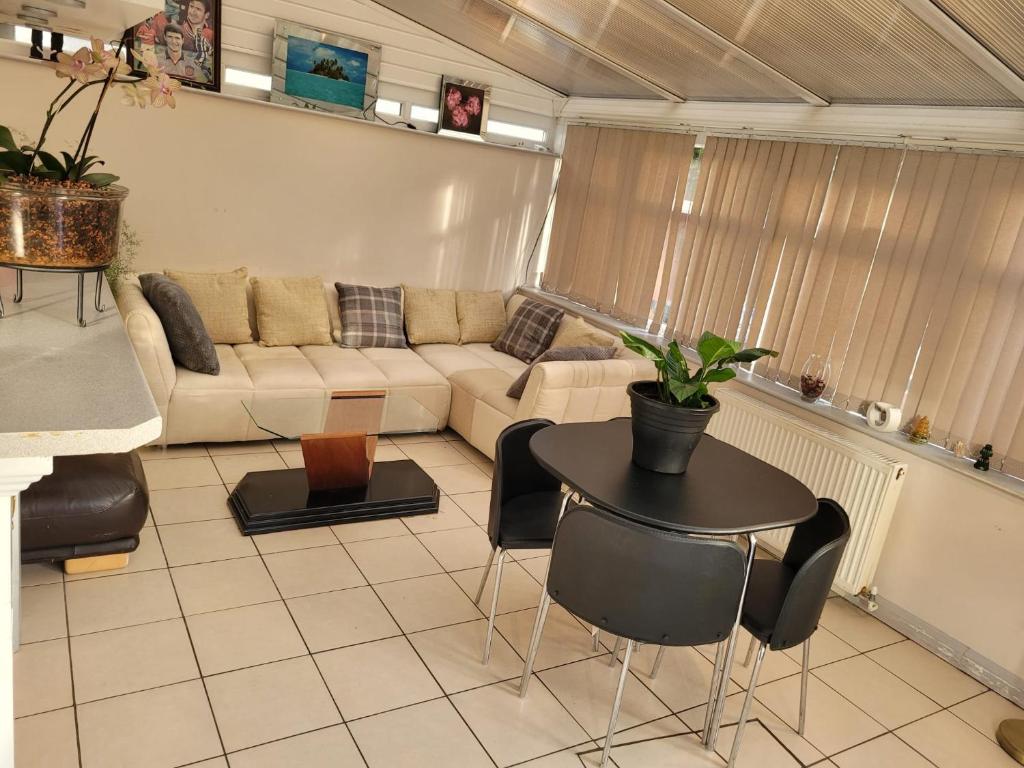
[438,77,490,137]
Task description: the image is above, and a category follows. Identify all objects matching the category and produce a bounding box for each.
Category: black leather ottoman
[20,451,150,573]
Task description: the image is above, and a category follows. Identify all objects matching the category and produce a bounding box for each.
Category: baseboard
[861,594,1024,708]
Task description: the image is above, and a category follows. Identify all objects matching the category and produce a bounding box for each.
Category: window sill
[522,286,1024,503]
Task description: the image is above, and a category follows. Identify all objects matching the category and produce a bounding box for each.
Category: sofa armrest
[115,278,176,412]
[515,355,656,423]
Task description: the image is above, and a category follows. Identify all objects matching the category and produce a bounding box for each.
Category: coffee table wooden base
[229,459,439,535]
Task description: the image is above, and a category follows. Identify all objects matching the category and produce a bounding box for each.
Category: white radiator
[706,390,907,595]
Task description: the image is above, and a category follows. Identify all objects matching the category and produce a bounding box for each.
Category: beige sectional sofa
[117,280,655,459]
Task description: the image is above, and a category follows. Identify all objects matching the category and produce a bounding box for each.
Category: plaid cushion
[492,298,564,362]
[335,283,406,348]
[506,345,618,399]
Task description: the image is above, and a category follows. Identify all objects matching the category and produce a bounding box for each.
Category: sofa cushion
[448,368,516,401]
[492,298,564,363]
[403,286,460,345]
[456,290,506,343]
[251,276,333,347]
[301,346,388,391]
[165,267,253,344]
[550,315,617,349]
[175,345,253,393]
[360,347,449,388]
[234,344,326,390]
[506,346,618,399]
[139,273,219,375]
[461,344,528,374]
[336,283,406,348]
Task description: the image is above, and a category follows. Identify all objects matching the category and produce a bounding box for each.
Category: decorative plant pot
[627,381,720,474]
[0,179,128,268]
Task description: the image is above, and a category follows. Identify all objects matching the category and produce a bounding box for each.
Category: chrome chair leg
[608,636,622,666]
[519,590,551,698]
[744,634,757,667]
[728,641,767,768]
[591,626,601,651]
[474,547,496,605]
[650,645,667,679]
[799,638,811,736]
[600,639,634,768]
[703,640,725,738]
[482,549,507,665]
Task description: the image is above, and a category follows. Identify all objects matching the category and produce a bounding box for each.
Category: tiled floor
[14,431,1024,768]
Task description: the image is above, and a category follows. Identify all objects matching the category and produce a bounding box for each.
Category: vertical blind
[542,125,696,326]
[542,128,1024,476]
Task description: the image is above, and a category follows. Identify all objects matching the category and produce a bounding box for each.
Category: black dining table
[528,417,817,751]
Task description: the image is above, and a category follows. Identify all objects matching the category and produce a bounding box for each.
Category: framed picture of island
[271,21,381,119]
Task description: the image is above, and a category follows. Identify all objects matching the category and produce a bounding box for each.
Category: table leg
[704,533,758,750]
[94,272,106,313]
[12,270,22,304]
[76,273,86,327]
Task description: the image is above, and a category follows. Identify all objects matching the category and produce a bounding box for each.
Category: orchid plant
[0,38,180,188]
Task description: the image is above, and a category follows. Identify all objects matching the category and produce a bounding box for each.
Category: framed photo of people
[125,0,222,91]
[270,20,381,119]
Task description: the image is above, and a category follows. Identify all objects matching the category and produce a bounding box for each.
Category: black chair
[475,418,565,664]
[727,498,851,767]
[519,503,747,768]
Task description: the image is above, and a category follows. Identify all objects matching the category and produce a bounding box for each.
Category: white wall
[725,381,1024,695]
[1,56,558,289]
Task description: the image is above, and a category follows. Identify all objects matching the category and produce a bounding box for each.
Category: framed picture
[125,0,221,92]
[438,76,490,137]
[271,21,380,119]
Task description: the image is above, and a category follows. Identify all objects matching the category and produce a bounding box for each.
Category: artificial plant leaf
[697,332,741,368]
[79,172,119,187]
[731,347,779,363]
[61,151,76,170]
[0,127,17,152]
[620,332,665,364]
[703,367,737,383]
[35,151,67,175]
[667,340,689,376]
[0,151,31,173]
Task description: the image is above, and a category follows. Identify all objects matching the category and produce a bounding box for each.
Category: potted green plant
[0,41,178,270]
[621,331,778,473]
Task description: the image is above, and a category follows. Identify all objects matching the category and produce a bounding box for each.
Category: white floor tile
[287,586,400,653]
[950,690,1024,742]
[343,535,443,584]
[374,573,483,633]
[897,710,1020,768]
[227,724,365,767]
[817,598,903,652]
[171,556,279,615]
[812,655,940,729]
[66,570,180,635]
[15,707,79,768]
[187,601,306,675]
[262,544,366,598]
[409,619,524,694]
[868,640,985,707]
[14,638,72,717]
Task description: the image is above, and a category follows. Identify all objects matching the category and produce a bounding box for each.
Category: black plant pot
[627,381,720,474]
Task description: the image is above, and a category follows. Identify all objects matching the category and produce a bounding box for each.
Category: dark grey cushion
[140,273,220,375]
[335,283,407,348]
[506,345,618,399]
[492,299,564,363]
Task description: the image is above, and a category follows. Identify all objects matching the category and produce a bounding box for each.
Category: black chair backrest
[547,504,746,646]
[488,419,560,544]
[771,498,851,650]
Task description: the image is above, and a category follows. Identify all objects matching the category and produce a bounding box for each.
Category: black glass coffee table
[229,394,442,535]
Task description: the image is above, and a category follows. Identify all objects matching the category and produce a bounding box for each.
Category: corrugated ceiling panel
[936,0,1024,78]
[516,0,798,101]
[665,0,1021,106]
[372,0,652,98]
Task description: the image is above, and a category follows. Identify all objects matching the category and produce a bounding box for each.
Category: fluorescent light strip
[375,98,401,117]
[486,120,546,143]
[225,67,271,91]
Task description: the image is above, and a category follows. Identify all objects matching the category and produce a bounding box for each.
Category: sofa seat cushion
[462,344,528,374]
[448,368,516,401]
[175,345,253,393]
[300,346,388,391]
[411,344,492,378]
[234,344,326,390]
[360,347,449,388]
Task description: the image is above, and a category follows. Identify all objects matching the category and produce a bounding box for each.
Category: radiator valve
[857,586,879,612]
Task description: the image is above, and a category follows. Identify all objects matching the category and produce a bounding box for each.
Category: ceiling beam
[652,0,829,107]
[479,0,687,102]
[898,0,1024,103]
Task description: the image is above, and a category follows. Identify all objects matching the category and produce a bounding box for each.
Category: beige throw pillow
[550,315,616,349]
[403,286,460,344]
[456,291,506,343]
[251,276,332,347]
[165,267,253,344]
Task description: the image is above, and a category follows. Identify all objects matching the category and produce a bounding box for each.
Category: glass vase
[799,354,830,403]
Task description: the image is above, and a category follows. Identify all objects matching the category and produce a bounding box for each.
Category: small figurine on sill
[908,416,931,445]
[974,444,994,472]
[953,440,967,458]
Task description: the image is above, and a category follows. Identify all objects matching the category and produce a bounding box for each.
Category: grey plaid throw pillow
[506,346,618,398]
[492,299,564,362]
[140,273,220,375]
[336,283,407,348]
